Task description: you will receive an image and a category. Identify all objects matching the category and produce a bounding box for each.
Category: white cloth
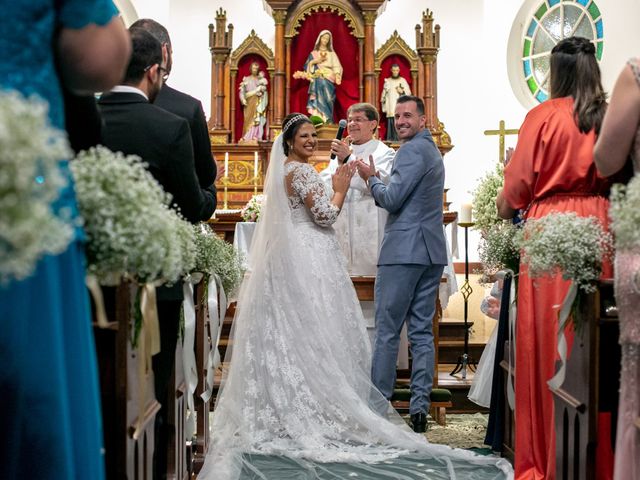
[232,222,255,271]
[319,139,395,276]
[199,134,513,480]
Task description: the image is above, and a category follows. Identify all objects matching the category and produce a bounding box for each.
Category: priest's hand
[330,138,351,164]
[355,155,378,182]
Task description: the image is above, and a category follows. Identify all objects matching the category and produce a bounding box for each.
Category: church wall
[123,0,640,262]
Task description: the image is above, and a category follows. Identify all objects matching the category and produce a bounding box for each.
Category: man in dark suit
[98,28,215,480]
[130,18,218,190]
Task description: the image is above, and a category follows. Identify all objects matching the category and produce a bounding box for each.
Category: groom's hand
[356,155,378,182]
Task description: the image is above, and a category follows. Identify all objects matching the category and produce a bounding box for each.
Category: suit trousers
[371,263,444,415]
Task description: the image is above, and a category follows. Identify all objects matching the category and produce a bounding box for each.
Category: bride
[199,113,513,479]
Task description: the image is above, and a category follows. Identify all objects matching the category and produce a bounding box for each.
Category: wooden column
[285,38,291,117]
[362,10,377,105]
[208,9,233,144]
[271,9,287,137]
[229,71,237,142]
[416,10,440,133]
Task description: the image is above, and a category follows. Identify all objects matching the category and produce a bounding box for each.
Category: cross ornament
[484,120,519,164]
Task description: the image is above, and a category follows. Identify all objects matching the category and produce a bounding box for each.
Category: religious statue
[293,30,343,124]
[239,62,268,142]
[380,64,411,141]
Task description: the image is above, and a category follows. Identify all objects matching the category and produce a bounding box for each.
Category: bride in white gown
[199,113,513,479]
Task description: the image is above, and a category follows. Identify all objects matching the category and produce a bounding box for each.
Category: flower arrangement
[71,146,195,285]
[0,91,74,284]
[609,176,640,249]
[241,194,265,222]
[515,211,612,295]
[193,223,244,294]
[471,162,504,233]
[479,221,520,274]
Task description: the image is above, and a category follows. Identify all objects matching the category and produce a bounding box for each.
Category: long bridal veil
[199,135,513,479]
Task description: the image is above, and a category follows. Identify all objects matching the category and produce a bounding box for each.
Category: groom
[356,95,447,432]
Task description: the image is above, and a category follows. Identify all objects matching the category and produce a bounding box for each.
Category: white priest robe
[320,139,395,276]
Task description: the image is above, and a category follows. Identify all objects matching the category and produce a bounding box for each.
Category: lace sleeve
[288,163,340,227]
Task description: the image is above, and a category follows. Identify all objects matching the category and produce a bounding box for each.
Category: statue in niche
[293,30,343,123]
[380,63,411,141]
[239,62,268,142]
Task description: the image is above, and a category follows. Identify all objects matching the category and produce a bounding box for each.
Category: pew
[551,280,620,479]
[93,283,161,480]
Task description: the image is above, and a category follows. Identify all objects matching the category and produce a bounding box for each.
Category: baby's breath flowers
[609,177,640,250]
[472,163,504,233]
[0,91,73,283]
[71,146,195,285]
[193,224,244,295]
[479,221,520,274]
[516,211,613,294]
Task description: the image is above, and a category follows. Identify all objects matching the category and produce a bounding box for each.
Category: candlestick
[459,202,472,224]
[224,152,229,178]
[253,151,258,176]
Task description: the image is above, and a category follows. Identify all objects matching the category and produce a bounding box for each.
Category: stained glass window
[522,0,603,103]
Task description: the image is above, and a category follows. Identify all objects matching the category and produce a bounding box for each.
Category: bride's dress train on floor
[198,135,513,479]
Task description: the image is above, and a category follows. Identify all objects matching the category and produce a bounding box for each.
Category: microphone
[330,119,348,162]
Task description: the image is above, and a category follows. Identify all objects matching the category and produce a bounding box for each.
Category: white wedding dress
[198,136,513,479]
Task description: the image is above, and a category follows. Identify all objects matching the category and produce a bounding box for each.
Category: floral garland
[241,194,265,222]
[0,90,73,284]
[71,146,195,285]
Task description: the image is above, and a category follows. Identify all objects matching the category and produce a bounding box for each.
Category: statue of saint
[293,30,343,123]
[239,62,268,142]
[380,64,411,141]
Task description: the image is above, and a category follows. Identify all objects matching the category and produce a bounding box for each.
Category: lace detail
[285,162,339,227]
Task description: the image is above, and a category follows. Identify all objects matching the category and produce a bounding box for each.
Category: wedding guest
[594,59,640,480]
[98,28,215,480]
[497,36,612,479]
[0,2,130,479]
[356,95,447,433]
[131,18,218,190]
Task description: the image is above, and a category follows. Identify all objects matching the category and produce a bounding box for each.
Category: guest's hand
[356,155,378,181]
[332,163,356,194]
[330,138,351,163]
[216,161,226,180]
[504,147,514,166]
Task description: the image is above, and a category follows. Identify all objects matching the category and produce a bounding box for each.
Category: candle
[224,152,229,178]
[254,151,259,177]
[459,203,473,223]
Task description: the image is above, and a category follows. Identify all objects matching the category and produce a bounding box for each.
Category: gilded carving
[374,30,419,72]
[230,30,275,71]
[362,11,377,25]
[272,9,287,25]
[227,161,262,186]
[286,0,364,38]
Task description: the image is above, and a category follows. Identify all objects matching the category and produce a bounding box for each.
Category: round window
[509,0,604,107]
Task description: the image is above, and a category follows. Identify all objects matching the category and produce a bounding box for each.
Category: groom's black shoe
[410,412,428,433]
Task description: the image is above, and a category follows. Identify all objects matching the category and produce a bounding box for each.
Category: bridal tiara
[282,114,309,134]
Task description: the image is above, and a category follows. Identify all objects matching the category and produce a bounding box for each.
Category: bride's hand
[332,163,355,194]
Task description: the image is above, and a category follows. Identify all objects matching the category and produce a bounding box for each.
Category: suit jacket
[155,84,217,190]
[98,91,216,224]
[369,129,447,266]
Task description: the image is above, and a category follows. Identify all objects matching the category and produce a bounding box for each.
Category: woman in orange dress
[497,36,612,479]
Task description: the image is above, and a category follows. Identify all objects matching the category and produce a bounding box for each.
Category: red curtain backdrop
[289,12,360,125]
[378,54,412,141]
[234,54,270,143]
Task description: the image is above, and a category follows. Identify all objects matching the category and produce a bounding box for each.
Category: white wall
[125,0,640,259]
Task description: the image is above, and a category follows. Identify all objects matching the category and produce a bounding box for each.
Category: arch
[285,0,364,39]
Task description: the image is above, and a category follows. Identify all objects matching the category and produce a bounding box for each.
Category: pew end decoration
[71,146,196,286]
[0,90,73,284]
[240,194,265,223]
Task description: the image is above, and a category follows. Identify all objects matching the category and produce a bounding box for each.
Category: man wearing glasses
[131,19,219,191]
[98,27,216,480]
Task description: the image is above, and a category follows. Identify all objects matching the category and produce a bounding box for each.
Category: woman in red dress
[497,37,612,479]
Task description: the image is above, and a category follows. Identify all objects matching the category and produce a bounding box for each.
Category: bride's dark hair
[282,113,311,156]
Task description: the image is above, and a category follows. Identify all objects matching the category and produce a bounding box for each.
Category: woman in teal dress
[0,2,129,479]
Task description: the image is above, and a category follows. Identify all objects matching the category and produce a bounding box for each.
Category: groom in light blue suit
[356,95,447,432]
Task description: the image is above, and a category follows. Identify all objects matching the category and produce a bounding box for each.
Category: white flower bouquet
[241,194,265,222]
[193,223,244,294]
[479,221,520,274]
[0,90,73,284]
[515,211,612,294]
[71,146,195,285]
[472,163,504,233]
[609,176,640,249]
